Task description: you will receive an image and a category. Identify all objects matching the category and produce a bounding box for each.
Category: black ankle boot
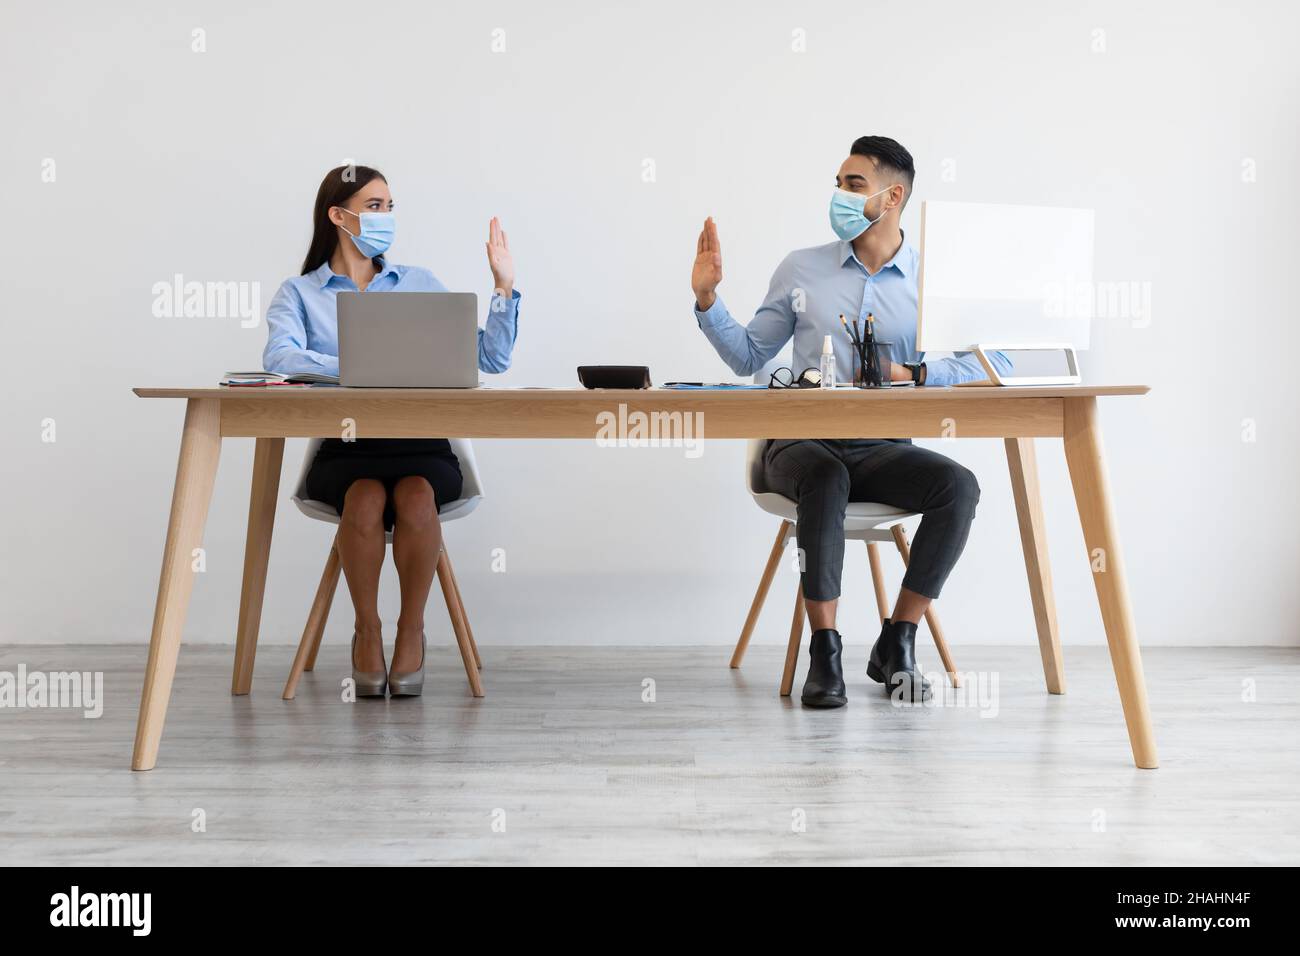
[867,619,932,702]
[801,629,848,708]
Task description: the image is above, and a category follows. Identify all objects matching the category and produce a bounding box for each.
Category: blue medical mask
[338,208,395,257]
[829,187,891,241]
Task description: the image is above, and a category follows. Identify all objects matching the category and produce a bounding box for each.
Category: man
[691,135,1010,707]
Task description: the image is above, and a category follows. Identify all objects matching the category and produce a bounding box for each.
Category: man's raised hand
[691,216,723,311]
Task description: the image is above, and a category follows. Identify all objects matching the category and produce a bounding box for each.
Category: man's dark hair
[849,135,915,207]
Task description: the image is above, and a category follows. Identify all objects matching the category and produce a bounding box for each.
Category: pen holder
[853,340,894,389]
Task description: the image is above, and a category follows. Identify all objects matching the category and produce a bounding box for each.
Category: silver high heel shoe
[351,632,387,698]
[387,632,426,697]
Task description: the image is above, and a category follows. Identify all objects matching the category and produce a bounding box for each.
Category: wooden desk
[130,385,1157,770]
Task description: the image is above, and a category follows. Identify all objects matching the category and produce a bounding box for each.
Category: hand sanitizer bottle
[820,334,836,388]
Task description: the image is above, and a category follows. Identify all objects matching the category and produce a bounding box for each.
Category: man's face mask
[829,186,891,241]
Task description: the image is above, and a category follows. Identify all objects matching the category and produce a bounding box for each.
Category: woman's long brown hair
[300,164,387,275]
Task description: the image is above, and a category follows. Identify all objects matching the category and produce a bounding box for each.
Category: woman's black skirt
[304,438,463,532]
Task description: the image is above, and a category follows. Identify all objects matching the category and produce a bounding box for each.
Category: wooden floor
[1,643,1296,865]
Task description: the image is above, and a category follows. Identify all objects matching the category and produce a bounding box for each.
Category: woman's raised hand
[485,216,514,298]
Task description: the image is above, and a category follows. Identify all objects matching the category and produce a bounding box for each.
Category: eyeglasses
[768,366,824,389]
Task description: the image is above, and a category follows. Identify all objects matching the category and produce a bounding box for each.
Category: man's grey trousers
[761,438,981,602]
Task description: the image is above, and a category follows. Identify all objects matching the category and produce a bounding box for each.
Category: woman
[263,165,519,697]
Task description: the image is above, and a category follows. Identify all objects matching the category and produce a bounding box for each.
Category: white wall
[3,0,1297,649]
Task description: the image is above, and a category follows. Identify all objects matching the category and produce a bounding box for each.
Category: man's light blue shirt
[694,237,1010,386]
[263,259,520,377]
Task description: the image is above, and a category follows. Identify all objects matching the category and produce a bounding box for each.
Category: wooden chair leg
[283,538,341,700]
[441,546,481,670]
[889,524,961,689]
[303,536,341,673]
[437,548,484,697]
[731,520,791,668]
[779,581,806,697]
[865,541,890,623]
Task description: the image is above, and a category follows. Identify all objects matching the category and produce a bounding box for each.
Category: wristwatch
[904,362,926,385]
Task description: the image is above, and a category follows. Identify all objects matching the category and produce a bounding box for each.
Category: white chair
[281,437,485,700]
[729,407,961,696]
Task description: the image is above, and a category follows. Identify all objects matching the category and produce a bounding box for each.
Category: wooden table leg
[132,398,222,771]
[232,437,284,696]
[1062,397,1158,769]
[1005,437,1066,695]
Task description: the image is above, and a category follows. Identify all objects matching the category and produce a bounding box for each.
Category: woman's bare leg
[337,479,387,672]
[390,476,441,673]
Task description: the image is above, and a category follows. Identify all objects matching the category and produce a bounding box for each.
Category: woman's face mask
[829,186,891,241]
[337,207,395,257]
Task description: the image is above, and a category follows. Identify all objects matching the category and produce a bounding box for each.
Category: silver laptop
[337,292,479,387]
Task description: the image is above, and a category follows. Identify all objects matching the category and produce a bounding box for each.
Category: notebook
[220,370,339,387]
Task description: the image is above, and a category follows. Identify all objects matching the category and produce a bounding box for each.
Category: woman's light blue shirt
[263,259,520,376]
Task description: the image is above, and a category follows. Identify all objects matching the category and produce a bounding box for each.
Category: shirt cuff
[693,296,728,328]
[489,288,521,315]
[922,359,967,388]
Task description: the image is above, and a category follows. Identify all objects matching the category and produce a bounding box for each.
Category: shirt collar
[838,232,915,278]
[313,257,398,288]
[310,260,337,288]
